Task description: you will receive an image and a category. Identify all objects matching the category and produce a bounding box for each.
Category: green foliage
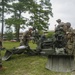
[5,18,25,26]
[29,0,53,30]
[5,1,28,41]
[46,31,54,38]
[5,28,13,40]
[4,0,53,41]
[0,0,16,38]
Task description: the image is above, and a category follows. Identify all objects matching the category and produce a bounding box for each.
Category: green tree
[5,0,53,41]
[5,17,26,41]
[28,0,53,31]
[5,27,13,40]
[0,0,15,39]
[14,0,53,31]
[5,2,26,41]
[5,0,37,41]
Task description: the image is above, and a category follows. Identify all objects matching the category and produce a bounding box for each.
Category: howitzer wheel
[46,54,75,72]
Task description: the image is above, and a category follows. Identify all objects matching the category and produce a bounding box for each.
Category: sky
[49,0,75,30]
[0,0,75,32]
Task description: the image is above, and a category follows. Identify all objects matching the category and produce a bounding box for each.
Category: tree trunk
[16,11,21,42]
[1,0,4,40]
[15,25,20,42]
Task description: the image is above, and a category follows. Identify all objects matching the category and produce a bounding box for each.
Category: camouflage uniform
[65,22,74,54]
[55,19,65,32]
[20,28,33,46]
[72,29,75,60]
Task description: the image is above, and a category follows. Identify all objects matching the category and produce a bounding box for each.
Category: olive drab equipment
[2,25,75,72]
[40,26,75,72]
[2,27,40,61]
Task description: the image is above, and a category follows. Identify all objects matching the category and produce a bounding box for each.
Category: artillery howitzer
[38,27,75,72]
[2,27,40,61]
[2,45,36,61]
[2,27,75,72]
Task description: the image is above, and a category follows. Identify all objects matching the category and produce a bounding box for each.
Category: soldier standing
[72,29,75,60]
[65,22,74,54]
[20,27,35,55]
[66,22,73,32]
[20,27,33,46]
[56,19,62,24]
[55,19,65,31]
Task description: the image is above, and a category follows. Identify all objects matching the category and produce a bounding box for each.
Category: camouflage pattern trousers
[66,40,74,54]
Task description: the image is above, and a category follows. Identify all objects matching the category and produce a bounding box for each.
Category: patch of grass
[0,41,72,75]
[3,41,19,49]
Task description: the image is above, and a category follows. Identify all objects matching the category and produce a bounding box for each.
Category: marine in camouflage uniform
[72,29,75,60]
[55,19,65,31]
[55,19,67,41]
[65,22,74,54]
[20,28,33,46]
[20,28,35,54]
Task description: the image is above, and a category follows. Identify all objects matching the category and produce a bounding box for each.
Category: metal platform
[46,54,75,72]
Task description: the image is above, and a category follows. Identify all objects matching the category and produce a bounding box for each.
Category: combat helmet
[56,19,61,23]
[66,22,71,27]
[29,27,33,31]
